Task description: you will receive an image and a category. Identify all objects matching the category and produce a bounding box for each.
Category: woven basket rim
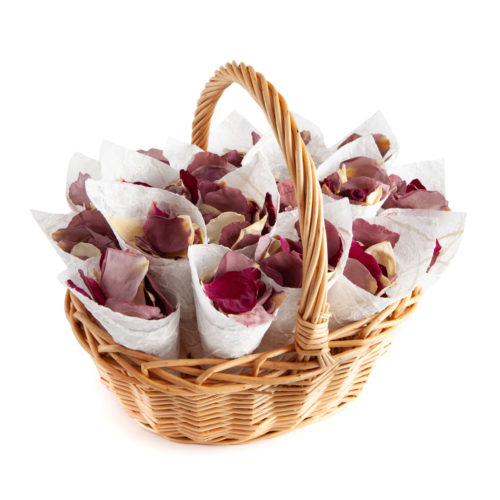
[66,286,421,396]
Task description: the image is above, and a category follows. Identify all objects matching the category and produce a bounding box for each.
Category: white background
[1,1,499,499]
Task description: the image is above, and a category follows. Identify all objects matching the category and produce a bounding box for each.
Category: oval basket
[65,62,422,445]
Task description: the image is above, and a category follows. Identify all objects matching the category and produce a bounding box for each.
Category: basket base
[66,287,421,445]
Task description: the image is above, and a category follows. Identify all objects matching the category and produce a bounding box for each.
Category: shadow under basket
[63,62,423,444]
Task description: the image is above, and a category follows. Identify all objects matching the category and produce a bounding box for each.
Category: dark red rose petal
[222,149,244,167]
[325,220,343,269]
[203,186,253,221]
[406,178,427,193]
[260,251,303,288]
[204,268,261,314]
[219,221,250,248]
[188,152,232,181]
[348,241,386,293]
[141,214,192,255]
[180,169,199,204]
[78,269,106,305]
[144,274,176,316]
[428,239,442,271]
[67,279,92,300]
[353,218,400,248]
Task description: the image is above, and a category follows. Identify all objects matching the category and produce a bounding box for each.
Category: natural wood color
[63,62,424,444]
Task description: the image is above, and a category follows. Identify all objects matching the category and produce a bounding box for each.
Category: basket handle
[192,62,334,366]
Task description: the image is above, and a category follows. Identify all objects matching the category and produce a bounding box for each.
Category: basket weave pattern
[65,62,422,444]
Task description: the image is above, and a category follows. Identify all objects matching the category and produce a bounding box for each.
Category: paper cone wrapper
[328,213,438,329]
[60,257,180,359]
[188,244,275,359]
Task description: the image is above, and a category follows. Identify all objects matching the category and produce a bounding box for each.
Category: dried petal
[68,172,92,208]
[203,186,253,221]
[137,148,170,164]
[260,251,303,288]
[179,169,199,204]
[353,218,400,248]
[344,258,378,294]
[104,298,164,320]
[206,212,245,244]
[204,268,261,314]
[187,151,233,181]
[277,179,297,211]
[221,149,244,167]
[78,269,106,305]
[100,248,149,303]
[215,250,256,277]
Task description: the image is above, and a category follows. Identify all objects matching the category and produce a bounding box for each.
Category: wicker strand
[191,61,332,364]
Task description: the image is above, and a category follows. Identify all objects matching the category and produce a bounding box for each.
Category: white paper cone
[316,134,384,181]
[99,140,179,188]
[85,179,207,355]
[85,179,207,243]
[208,110,261,155]
[61,257,180,359]
[332,110,399,164]
[188,244,275,358]
[328,213,438,329]
[386,159,446,195]
[162,137,203,172]
[31,210,100,268]
[379,208,466,289]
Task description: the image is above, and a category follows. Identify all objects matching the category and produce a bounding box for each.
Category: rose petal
[104,298,164,319]
[204,268,260,314]
[144,274,176,316]
[428,239,442,271]
[67,279,92,300]
[251,131,261,145]
[353,218,400,248]
[141,213,194,256]
[206,212,245,244]
[203,186,253,221]
[78,269,106,305]
[219,221,250,248]
[383,189,449,210]
[348,241,386,293]
[262,192,277,227]
[137,148,170,164]
[68,172,92,208]
[232,304,276,326]
[325,219,343,269]
[100,248,149,302]
[277,179,297,211]
[179,169,199,203]
[365,241,397,280]
[343,258,378,294]
[187,151,233,181]
[260,250,303,288]
[216,250,256,277]
[221,149,244,167]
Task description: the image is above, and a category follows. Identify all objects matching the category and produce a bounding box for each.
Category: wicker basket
[65,61,422,445]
